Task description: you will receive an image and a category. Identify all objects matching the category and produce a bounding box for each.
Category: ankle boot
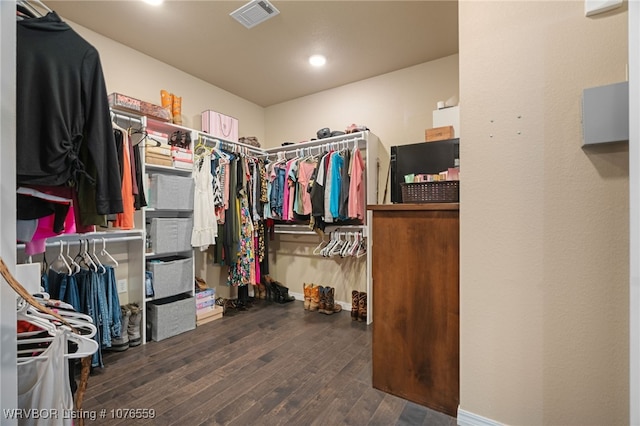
[358,292,367,322]
[351,290,360,321]
[309,285,320,311]
[107,306,130,351]
[127,303,142,347]
[321,287,342,315]
[303,283,313,310]
[172,95,182,125]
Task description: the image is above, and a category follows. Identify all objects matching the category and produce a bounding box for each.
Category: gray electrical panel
[582,81,629,145]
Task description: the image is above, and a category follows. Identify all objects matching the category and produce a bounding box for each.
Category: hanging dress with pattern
[191,153,218,251]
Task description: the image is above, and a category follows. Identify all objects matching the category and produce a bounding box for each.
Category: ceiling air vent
[230,0,280,29]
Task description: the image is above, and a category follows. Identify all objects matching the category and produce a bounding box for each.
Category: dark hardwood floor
[81,299,457,426]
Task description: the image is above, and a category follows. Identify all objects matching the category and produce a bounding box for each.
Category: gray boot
[107,306,130,352]
[127,303,142,347]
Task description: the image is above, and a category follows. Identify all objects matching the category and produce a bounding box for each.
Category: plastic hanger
[17,328,98,363]
[79,239,97,272]
[65,240,81,274]
[50,241,72,275]
[100,238,119,267]
[91,239,106,274]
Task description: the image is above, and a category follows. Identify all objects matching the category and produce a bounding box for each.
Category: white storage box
[202,110,238,142]
[148,174,194,211]
[147,257,193,300]
[149,217,193,255]
[146,294,196,341]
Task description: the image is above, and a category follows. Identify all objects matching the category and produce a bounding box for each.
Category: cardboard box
[196,288,216,299]
[202,110,239,142]
[196,305,223,326]
[108,92,172,122]
[425,125,454,142]
[145,154,173,167]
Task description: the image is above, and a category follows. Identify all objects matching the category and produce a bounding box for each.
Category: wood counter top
[367,203,459,211]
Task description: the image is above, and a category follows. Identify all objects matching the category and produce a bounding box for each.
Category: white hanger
[355,235,367,258]
[329,232,346,257]
[320,232,338,257]
[91,239,106,274]
[50,241,72,275]
[17,328,98,363]
[313,238,328,255]
[65,240,81,274]
[100,238,119,267]
[81,239,98,272]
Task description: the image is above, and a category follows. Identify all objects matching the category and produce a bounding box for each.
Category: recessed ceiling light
[309,54,326,67]
[143,0,163,5]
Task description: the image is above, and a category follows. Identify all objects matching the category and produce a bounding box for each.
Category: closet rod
[199,134,266,155]
[17,235,142,250]
[265,134,366,158]
[111,111,144,125]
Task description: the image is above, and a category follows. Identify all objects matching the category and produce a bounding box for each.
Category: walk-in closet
[2,1,633,425]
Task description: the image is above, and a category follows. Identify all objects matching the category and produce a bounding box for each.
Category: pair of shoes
[351,291,367,322]
[263,275,295,304]
[106,302,142,351]
[318,286,342,315]
[160,89,182,125]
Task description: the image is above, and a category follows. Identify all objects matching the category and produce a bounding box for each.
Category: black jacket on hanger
[16,12,123,217]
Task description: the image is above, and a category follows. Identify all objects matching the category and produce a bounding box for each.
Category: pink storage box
[202,110,238,142]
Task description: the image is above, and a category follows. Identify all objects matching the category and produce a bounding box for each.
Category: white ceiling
[44,0,459,107]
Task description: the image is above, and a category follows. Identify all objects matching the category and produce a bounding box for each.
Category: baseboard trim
[457,408,504,426]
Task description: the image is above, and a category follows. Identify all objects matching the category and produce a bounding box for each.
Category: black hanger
[129,129,161,147]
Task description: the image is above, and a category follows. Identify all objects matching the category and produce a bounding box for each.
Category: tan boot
[309,285,320,311]
[321,287,342,315]
[351,290,360,321]
[160,90,173,122]
[358,292,367,322]
[303,283,313,310]
[172,95,182,125]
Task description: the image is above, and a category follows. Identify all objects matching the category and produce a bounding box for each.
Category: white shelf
[145,163,192,175]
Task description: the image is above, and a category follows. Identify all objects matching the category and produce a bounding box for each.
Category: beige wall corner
[67,20,266,143]
[459,1,628,425]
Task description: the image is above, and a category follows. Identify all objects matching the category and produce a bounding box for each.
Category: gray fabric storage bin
[148,174,194,210]
[147,294,196,341]
[147,257,193,300]
[149,217,192,254]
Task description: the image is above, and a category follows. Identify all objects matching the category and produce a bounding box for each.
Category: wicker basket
[400,181,459,203]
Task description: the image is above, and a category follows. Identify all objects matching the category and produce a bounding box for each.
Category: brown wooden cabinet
[368,203,459,417]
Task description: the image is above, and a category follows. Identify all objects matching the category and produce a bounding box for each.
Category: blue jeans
[103,266,122,339]
[47,270,81,312]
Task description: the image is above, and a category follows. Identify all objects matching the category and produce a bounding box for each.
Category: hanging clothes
[348,147,366,220]
[113,126,135,230]
[192,152,218,251]
[16,12,123,219]
[17,330,73,426]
